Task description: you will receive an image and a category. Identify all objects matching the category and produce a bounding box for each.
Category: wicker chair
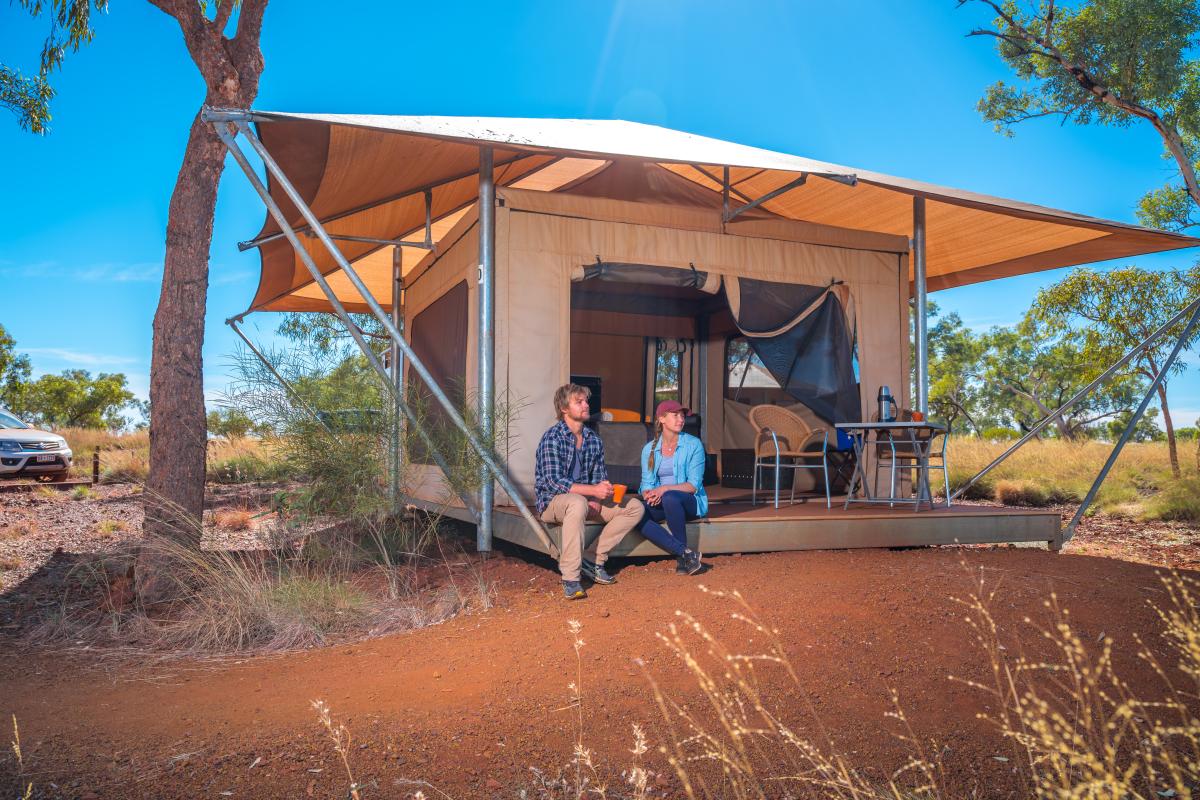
[748,405,832,509]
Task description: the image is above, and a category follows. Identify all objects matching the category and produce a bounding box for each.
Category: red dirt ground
[0,536,1191,799]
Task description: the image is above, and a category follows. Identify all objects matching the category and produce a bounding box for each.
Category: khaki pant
[541,493,644,582]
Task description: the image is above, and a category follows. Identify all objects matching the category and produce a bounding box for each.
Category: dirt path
[0,544,1183,799]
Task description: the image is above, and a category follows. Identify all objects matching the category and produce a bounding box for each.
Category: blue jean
[636,490,698,556]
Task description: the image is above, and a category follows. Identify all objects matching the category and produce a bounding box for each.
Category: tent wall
[399,187,910,510]
[401,219,482,507]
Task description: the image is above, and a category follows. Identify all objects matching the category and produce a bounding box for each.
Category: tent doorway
[567,262,859,493]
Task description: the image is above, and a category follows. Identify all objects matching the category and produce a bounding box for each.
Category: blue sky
[1,0,1197,428]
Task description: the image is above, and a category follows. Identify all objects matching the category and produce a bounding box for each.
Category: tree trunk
[1157,382,1180,478]
[139,113,227,601]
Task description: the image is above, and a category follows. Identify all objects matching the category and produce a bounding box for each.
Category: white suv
[0,408,73,482]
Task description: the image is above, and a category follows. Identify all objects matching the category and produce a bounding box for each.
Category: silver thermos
[877,385,897,422]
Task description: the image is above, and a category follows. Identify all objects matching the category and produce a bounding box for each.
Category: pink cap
[655,399,690,418]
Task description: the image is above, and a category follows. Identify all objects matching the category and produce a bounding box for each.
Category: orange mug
[911,411,925,422]
[611,483,627,504]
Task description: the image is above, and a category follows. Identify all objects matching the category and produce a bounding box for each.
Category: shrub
[1144,476,1200,522]
[94,519,127,536]
[70,486,91,501]
[993,479,1050,506]
[214,509,253,531]
[980,426,1021,440]
[208,454,293,484]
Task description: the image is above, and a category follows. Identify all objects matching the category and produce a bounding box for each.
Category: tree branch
[968,0,1200,207]
[212,1,236,35]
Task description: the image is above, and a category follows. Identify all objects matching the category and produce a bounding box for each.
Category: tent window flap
[725,276,860,423]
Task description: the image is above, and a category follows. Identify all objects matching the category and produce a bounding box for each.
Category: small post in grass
[92,447,100,485]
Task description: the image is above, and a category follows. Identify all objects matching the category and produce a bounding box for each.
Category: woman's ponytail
[647,420,663,471]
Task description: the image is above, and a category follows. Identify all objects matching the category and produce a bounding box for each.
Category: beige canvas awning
[241,112,1198,313]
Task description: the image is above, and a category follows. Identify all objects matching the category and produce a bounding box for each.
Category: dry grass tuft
[993,479,1050,507]
[94,519,127,537]
[214,509,253,531]
[642,573,1200,799]
[0,522,35,541]
[651,587,944,799]
[0,556,22,571]
[69,486,91,501]
[954,569,1200,798]
[949,438,1194,519]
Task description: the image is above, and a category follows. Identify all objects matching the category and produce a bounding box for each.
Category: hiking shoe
[676,549,703,576]
[581,559,616,585]
[562,580,587,600]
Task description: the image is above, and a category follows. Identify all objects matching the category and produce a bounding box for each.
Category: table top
[835,421,947,431]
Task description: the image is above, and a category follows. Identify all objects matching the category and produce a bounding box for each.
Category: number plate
[35,454,55,463]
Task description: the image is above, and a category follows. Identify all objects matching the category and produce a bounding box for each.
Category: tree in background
[0,324,32,411]
[980,313,1139,439]
[1106,407,1166,442]
[206,406,264,439]
[0,325,139,428]
[16,370,136,429]
[1033,265,1200,475]
[0,1,107,133]
[927,306,989,435]
[965,0,1200,231]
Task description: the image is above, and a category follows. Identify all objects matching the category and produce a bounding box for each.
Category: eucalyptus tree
[963,0,1200,231]
[4,1,269,600]
[1033,265,1200,475]
[980,314,1139,439]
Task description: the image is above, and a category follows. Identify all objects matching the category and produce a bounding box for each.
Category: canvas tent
[212,110,1200,554]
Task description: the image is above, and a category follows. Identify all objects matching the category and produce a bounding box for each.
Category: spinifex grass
[947,438,1199,520]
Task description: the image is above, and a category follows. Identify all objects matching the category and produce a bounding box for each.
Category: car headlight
[0,440,20,452]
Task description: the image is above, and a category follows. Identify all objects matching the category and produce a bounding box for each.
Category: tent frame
[206,107,1200,553]
[206,110,568,552]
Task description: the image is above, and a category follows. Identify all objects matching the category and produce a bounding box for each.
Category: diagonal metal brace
[210,111,558,557]
[212,120,482,522]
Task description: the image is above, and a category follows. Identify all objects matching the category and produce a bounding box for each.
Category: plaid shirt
[534,420,609,513]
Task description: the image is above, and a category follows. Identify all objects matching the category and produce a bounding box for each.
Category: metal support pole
[390,246,404,512]
[228,317,332,433]
[912,196,929,415]
[722,165,730,223]
[218,117,556,557]
[1064,302,1200,541]
[951,294,1200,502]
[477,147,496,553]
[212,121,482,522]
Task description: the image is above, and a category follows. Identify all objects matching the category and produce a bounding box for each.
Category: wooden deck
[421,486,1063,556]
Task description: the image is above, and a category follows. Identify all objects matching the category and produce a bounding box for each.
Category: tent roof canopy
[240,111,1199,313]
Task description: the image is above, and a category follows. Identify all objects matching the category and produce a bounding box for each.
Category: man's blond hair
[553,383,591,420]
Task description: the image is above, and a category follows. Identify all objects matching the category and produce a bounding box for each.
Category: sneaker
[562,580,587,600]
[676,549,703,576]
[581,559,616,585]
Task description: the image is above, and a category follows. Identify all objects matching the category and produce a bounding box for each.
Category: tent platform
[422,487,1063,556]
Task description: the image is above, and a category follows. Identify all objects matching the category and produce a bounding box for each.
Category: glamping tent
[211,111,1200,555]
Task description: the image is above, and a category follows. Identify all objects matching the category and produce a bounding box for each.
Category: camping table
[835,422,948,512]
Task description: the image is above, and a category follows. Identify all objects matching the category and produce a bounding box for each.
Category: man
[535,383,644,599]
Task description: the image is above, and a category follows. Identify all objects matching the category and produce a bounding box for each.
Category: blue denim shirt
[639,431,708,517]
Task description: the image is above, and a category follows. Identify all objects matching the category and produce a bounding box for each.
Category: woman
[637,399,707,575]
